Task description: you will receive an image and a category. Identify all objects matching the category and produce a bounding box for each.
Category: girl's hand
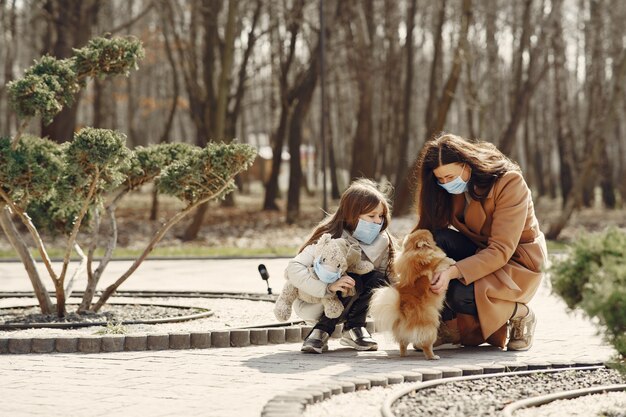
[328,275,355,293]
[430,266,459,294]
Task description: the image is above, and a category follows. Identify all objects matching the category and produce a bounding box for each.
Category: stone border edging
[0,320,373,355]
[260,362,608,417]
[0,302,214,330]
[501,383,626,417]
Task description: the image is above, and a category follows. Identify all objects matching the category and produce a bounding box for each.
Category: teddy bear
[273,233,374,321]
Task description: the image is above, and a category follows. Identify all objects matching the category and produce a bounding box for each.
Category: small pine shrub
[551,228,626,371]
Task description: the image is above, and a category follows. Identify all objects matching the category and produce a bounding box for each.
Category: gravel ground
[391,369,624,417]
[515,391,626,417]
[0,297,277,337]
[303,369,625,417]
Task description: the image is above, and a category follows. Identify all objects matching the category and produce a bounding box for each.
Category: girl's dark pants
[433,228,479,321]
[312,270,388,335]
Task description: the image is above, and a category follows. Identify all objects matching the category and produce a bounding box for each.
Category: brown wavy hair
[300,178,395,275]
[414,133,520,231]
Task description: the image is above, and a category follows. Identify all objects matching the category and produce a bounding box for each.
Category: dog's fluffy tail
[369,286,401,333]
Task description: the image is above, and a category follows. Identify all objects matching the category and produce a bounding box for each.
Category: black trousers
[433,228,479,321]
[313,269,389,335]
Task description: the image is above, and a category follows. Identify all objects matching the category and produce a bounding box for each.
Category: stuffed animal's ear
[317,233,332,246]
[346,243,361,264]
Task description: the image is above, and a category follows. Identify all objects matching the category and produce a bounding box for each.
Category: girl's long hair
[414,133,520,231]
[300,178,396,274]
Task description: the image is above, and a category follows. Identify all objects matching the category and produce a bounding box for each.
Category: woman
[413,133,547,350]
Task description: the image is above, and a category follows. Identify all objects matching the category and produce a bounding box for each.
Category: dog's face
[402,229,438,258]
[394,229,445,285]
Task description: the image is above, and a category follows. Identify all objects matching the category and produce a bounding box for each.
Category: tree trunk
[286,49,320,224]
[498,1,555,155]
[40,0,99,143]
[424,0,447,130]
[394,0,473,215]
[393,0,417,200]
[0,206,53,314]
[262,0,305,211]
[347,1,376,180]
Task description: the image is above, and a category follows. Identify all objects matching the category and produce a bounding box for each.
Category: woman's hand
[328,275,355,293]
[430,266,460,294]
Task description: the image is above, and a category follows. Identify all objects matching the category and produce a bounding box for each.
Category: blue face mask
[438,164,469,194]
[352,218,384,245]
[313,256,343,284]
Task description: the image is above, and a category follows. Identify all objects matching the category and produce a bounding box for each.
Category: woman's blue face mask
[352,218,383,245]
[313,256,342,284]
[437,164,468,194]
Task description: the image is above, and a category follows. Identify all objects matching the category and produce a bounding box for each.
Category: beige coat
[287,231,391,323]
[451,171,548,347]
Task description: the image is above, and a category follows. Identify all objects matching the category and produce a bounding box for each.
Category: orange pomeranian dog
[369,229,455,360]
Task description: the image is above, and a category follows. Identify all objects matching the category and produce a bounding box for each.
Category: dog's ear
[415,238,428,248]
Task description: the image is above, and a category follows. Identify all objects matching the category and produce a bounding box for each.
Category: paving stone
[78,336,101,353]
[498,361,528,372]
[267,328,285,344]
[365,375,388,387]
[285,327,302,343]
[169,332,191,350]
[397,371,423,383]
[457,364,484,376]
[525,361,552,370]
[230,330,250,347]
[305,385,331,399]
[574,360,605,368]
[56,336,78,353]
[250,329,268,345]
[550,360,575,369]
[385,373,405,384]
[300,325,313,339]
[0,337,8,354]
[101,335,125,352]
[412,368,443,381]
[263,411,305,417]
[9,337,32,354]
[211,331,230,348]
[147,334,170,350]
[477,362,506,374]
[299,389,323,403]
[337,380,356,393]
[262,402,305,414]
[433,366,463,378]
[190,332,211,349]
[324,383,343,395]
[124,335,147,351]
[31,337,56,354]
[338,377,370,391]
[269,394,312,405]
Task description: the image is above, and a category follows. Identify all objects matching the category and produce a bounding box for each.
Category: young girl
[414,133,548,351]
[284,179,395,354]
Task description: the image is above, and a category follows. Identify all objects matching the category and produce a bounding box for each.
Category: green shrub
[1,35,256,317]
[551,228,626,369]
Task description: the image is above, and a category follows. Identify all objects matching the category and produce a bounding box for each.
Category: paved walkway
[0,259,617,416]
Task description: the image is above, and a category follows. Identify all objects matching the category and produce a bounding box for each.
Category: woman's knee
[433,228,477,261]
[445,281,477,316]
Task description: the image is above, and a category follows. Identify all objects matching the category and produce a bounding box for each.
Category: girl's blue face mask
[437,164,469,194]
[313,256,342,284]
[352,218,384,245]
